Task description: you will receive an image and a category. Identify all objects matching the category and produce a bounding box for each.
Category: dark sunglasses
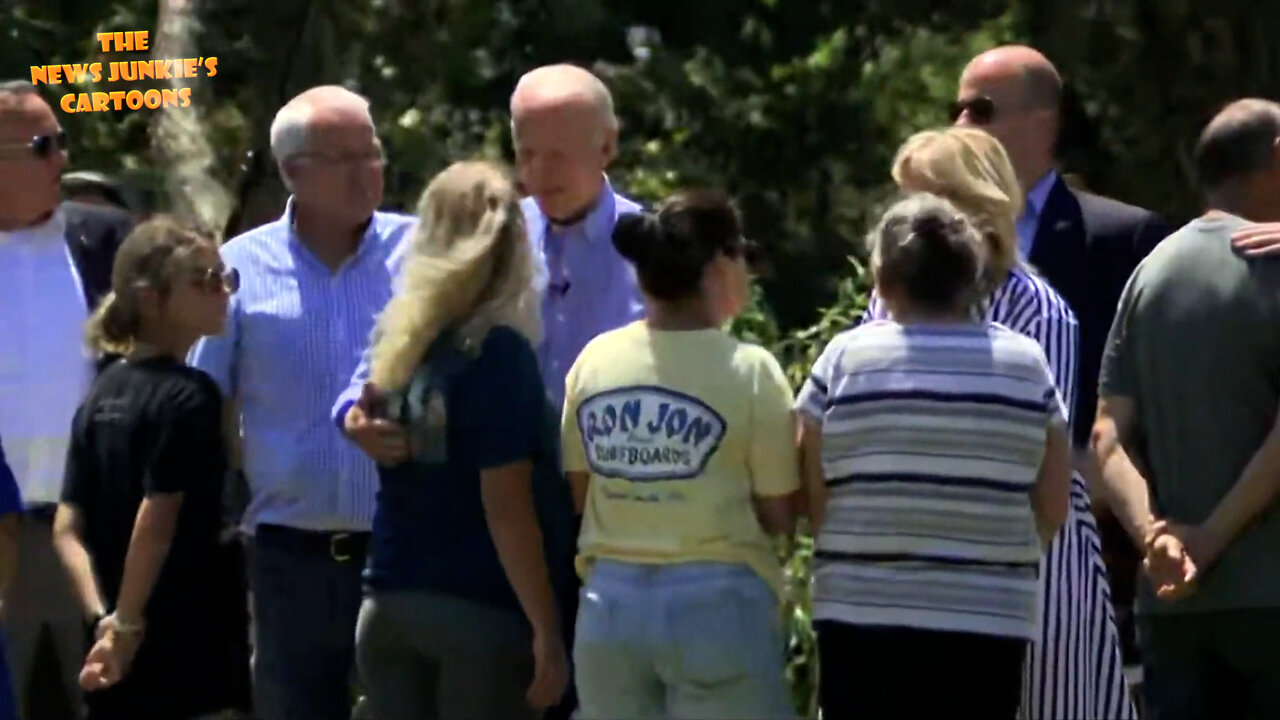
[949,96,997,125]
[0,131,68,159]
[192,266,239,294]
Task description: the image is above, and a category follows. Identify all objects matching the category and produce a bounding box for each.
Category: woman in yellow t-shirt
[560,189,800,719]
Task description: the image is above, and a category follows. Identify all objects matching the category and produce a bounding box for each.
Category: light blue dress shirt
[525,178,645,410]
[1016,170,1060,259]
[190,199,415,533]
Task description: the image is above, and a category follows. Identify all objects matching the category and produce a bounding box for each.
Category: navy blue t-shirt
[366,326,576,612]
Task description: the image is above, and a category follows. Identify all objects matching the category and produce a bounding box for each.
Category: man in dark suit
[953,46,1171,666]
[0,79,131,720]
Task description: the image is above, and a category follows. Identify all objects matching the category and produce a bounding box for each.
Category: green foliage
[730,258,870,716]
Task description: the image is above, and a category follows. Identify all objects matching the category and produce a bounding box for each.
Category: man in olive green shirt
[1092,98,1280,720]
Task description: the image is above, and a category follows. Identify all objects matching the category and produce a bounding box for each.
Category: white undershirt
[0,209,93,505]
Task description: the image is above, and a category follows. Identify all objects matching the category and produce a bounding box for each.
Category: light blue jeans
[574,560,793,719]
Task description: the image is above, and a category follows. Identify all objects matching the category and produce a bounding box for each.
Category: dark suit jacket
[60,200,133,371]
[1026,176,1169,652]
[1027,176,1170,448]
[62,200,132,310]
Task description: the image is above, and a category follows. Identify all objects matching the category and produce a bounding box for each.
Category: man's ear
[601,126,619,166]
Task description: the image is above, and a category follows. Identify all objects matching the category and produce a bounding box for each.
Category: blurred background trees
[6,0,1280,713]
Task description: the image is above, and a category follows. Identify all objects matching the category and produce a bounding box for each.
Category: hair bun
[612,211,663,263]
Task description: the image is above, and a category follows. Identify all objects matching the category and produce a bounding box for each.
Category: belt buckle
[330,532,352,562]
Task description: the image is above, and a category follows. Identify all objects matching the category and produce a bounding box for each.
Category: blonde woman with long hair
[332,160,575,720]
[859,127,1136,718]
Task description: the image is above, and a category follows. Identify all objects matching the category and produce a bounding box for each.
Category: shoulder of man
[61,199,133,256]
[61,200,133,312]
[1072,189,1170,241]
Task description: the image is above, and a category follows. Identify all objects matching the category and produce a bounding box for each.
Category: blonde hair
[890,127,1024,283]
[85,216,212,356]
[368,160,541,392]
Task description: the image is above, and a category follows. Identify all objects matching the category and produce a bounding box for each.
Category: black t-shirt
[61,356,228,622]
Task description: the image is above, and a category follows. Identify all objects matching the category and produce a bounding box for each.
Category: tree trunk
[151,0,234,237]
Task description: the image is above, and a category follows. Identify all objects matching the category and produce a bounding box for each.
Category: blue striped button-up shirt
[525,178,645,411]
[190,199,415,533]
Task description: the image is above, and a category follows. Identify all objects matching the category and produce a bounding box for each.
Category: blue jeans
[250,527,365,720]
[574,560,792,720]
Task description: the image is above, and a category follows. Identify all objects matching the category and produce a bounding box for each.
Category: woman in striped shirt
[862,127,1136,719]
[799,192,1072,719]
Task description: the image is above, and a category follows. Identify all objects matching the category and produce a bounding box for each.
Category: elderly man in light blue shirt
[189,85,413,720]
[511,64,645,412]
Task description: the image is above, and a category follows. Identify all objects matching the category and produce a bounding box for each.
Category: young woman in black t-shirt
[51,217,250,720]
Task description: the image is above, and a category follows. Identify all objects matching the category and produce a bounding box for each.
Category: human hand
[344,383,410,465]
[79,627,142,691]
[1142,522,1198,601]
[527,630,569,710]
[1231,222,1280,257]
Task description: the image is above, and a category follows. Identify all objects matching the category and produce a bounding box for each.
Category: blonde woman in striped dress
[861,127,1136,719]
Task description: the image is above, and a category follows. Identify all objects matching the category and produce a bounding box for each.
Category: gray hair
[269,87,373,188]
[868,192,985,313]
[0,80,38,97]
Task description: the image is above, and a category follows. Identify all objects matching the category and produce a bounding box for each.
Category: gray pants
[355,590,539,720]
[0,511,85,720]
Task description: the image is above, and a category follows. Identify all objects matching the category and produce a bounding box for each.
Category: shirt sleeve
[559,357,589,474]
[145,380,225,496]
[0,434,21,517]
[1032,345,1070,430]
[457,329,548,471]
[59,406,91,508]
[1025,309,1080,432]
[749,352,801,498]
[187,283,240,398]
[1099,270,1141,399]
[332,342,373,431]
[795,339,839,422]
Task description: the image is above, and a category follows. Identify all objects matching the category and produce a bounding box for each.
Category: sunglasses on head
[949,96,997,125]
[192,265,240,294]
[0,131,68,160]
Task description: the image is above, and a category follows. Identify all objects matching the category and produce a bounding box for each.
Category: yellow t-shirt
[561,320,800,596]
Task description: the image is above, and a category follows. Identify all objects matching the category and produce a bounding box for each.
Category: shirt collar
[544,175,617,243]
[281,195,381,261]
[0,206,66,246]
[1023,170,1058,218]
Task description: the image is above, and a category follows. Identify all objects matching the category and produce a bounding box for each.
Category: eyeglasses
[949,96,997,125]
[192,265,239,294]
[295,148,386,167]
[0,131,68,160]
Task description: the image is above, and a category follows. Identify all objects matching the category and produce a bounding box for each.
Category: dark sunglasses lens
[223,267,240,293]
[951,97,996,125]
[31,132,67,158]
[948,101,965,122]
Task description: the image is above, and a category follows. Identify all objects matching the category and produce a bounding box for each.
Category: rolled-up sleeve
[332,343,373,431]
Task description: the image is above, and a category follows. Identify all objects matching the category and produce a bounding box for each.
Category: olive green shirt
[1099,213,1280,615]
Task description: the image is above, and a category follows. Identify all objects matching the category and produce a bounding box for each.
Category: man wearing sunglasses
[0,81,133,720]
[953,47,1171,716]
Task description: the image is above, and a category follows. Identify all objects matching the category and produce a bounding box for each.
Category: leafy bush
[729,260,870,718]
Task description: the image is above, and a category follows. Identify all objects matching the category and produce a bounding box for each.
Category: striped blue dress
[864,265,1136,719]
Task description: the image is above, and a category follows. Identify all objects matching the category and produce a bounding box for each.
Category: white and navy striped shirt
[189,199,415,533]
[797,320,1067,639]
